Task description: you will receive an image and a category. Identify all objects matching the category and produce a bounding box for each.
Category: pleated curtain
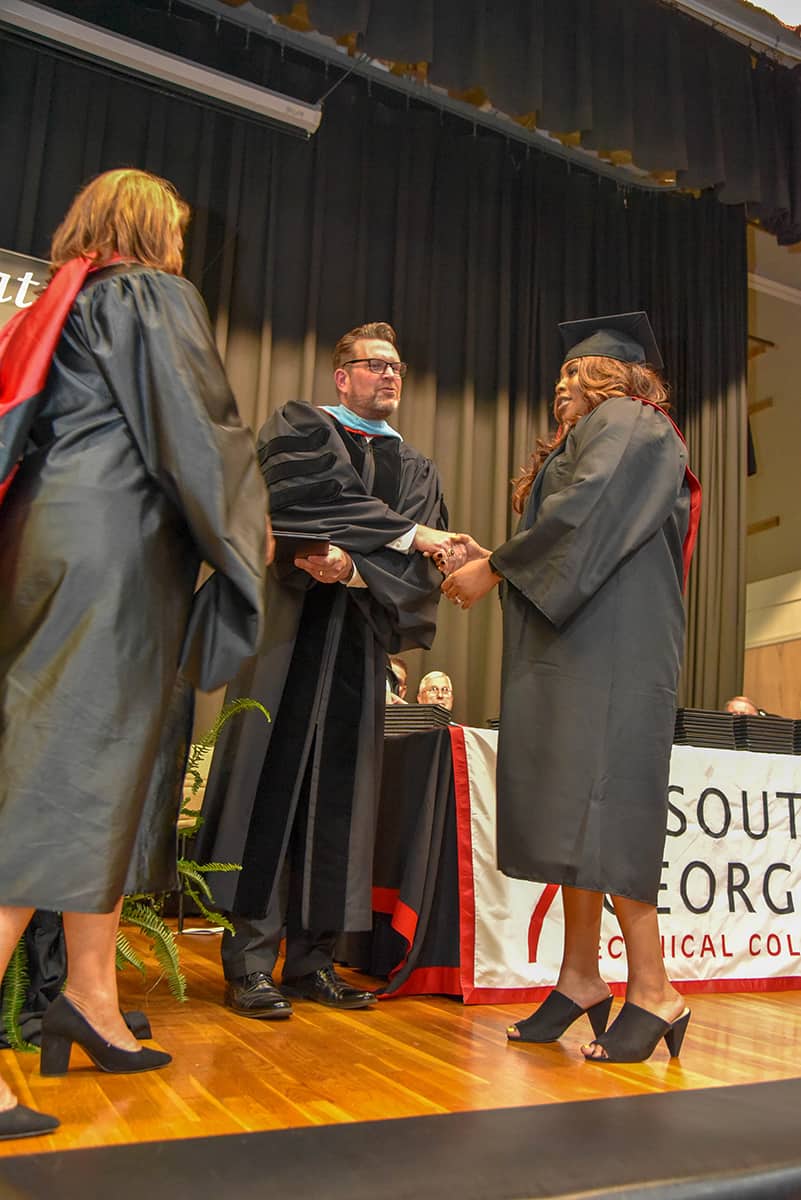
[0,26,746,722]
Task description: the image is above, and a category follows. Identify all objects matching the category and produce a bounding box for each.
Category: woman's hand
[295,545,353,584]
[441,558,502,610]
[449,533,491,564]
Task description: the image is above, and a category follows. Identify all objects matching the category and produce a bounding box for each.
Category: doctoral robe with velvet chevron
[197,402,447,931]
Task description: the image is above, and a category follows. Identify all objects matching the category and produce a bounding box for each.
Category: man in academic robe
[196,322,458,1016]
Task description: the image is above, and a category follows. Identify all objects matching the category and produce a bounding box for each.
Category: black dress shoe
[281,965,377,1010]
[0,1104,59,1141]
[225,972,293,1020]
[40,995,172,1076]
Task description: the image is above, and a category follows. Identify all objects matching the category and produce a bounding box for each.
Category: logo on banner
[0,249,48,333]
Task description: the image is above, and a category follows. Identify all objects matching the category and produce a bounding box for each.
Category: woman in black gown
[0,169,267,1136]
[442,313,700,1063]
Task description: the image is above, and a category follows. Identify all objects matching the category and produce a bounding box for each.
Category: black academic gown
[197,402,447,932]
[0,266,266,912]
[490,396,691,906]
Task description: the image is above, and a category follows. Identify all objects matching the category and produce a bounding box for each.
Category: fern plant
[1,697,270,1045]
[1,940,37,1052]
[115,696,270,1001]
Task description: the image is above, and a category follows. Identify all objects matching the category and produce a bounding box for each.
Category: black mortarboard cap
[559,311,663,370]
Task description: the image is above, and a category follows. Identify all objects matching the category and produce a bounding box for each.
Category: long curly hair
[511,355,669,514]
[50,168,189,275]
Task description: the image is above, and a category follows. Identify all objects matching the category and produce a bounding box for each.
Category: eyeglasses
[343,358,408,378]
[422,686,452,697]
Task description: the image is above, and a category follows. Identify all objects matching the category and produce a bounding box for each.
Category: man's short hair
[333,323,398,370]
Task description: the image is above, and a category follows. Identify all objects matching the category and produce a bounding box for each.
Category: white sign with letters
[456,730,801,1001]
[0,248,48,333]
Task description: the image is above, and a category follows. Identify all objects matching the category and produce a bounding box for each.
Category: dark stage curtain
[0,30,746,722]
[256,0,801,243]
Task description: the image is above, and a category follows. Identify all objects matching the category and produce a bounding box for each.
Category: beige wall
[746,230,801,584]
[744,640,801,718]
[744,569,801,716]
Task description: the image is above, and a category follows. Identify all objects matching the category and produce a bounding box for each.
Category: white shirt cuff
[346,564,368,588]
[386,524,418,554]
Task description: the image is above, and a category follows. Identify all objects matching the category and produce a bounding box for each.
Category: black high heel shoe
[0,1104,59,1141]
[507,989,613,1043]
[583,1001,691,1063]
[40,995,172,1076]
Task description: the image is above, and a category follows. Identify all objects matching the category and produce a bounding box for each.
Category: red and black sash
[0,255,96,507]
[637,396,702,590]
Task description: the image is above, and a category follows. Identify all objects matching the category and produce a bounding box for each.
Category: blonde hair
[512,356,670,514]
[50,168,189,275]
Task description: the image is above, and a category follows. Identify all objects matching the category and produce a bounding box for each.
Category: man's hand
[295,545,354,584]
[441,558,502,610]
[413,524,458,562]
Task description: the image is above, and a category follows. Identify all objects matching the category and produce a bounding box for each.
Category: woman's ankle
[554,971,610,1009]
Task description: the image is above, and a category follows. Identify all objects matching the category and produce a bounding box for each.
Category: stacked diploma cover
[734,714,798,755]
[673,708,738,750]
[384,703,452,736]
[672,708,801,755]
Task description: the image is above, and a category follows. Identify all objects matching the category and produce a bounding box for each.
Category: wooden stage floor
[1,926,800,1159]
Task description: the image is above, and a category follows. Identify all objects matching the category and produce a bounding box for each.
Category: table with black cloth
[339,728,464,997]
[342,720,801,1004]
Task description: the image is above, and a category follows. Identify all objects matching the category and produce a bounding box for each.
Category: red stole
[0,255,95,506]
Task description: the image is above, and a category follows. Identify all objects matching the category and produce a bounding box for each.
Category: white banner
[0,248,48,332]
[455,729,801,1001]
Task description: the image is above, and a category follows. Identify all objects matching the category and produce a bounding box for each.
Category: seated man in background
[417,670,454,712]
[724,695,766,716]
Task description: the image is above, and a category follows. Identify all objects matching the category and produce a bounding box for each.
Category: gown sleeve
[260,404,446,651]
[348,449,448,652]
[489,397,687,628]
[257,402,415,548]
[80,270,267,689]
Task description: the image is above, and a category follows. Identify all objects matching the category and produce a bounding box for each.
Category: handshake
[413,526,490,576]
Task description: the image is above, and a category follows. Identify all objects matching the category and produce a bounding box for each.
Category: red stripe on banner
[372,886,399,914]
[671,976,801,995]
[463,985,554,1005]
[449,725,475,1002]
[378,966,463,999]
[462,977,801,1005]
[573,978,801,1000]
[528,883,560,962]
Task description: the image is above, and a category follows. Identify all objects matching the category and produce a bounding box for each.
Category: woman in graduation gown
[0,169,267,1136]
[442,313,700,1063]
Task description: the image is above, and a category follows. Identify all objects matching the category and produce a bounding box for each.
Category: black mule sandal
[583,1001,691,1063]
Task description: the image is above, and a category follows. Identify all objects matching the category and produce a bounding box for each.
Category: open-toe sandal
[583,1001,690,1063]
[507,989,613,1043]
